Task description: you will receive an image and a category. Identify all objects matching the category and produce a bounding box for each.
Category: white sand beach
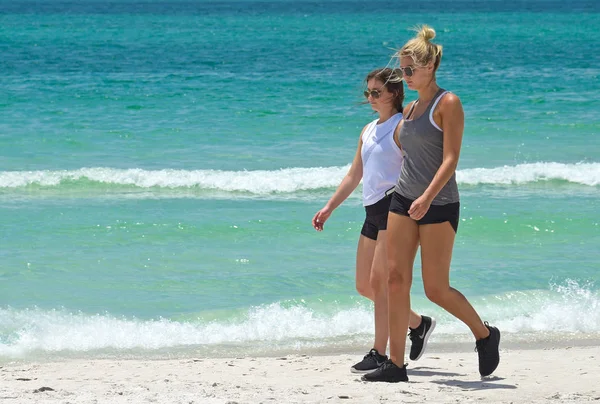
[1,345,599,403]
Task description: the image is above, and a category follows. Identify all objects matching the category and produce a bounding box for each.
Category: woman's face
[365,78,394,112]
[399,56,432,91]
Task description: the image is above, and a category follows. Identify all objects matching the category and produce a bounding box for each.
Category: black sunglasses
[363,89,383,99]
[398,66,417,77]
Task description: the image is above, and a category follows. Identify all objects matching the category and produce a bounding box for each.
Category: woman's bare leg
[371,230,428,354]
[356,235,376,301]
[386,213,420,365]
[419,222,489,339]
[369,230,389,354]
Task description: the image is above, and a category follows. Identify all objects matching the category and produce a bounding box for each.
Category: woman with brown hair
[313,68,435,374]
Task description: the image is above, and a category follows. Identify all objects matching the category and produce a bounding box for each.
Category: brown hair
[365,68,404,112]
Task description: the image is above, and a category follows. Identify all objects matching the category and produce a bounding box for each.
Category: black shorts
[389,191,460,233]
[360,193,393,240]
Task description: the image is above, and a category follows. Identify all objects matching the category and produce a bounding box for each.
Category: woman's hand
[408,195,432,221]
[312,207,332,231]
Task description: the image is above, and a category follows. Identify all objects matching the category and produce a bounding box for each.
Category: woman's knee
[387,265,412,293]
[424,284,450,305]
[356,278,373,299]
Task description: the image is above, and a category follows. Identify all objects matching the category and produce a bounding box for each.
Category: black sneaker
[361,359,408,383]
[350,348,387,374]
[476,322,501,377]
[408,315,436,361]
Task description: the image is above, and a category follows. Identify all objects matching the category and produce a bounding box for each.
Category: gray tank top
[395,88,460,205]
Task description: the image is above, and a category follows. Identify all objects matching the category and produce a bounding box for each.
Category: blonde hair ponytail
[399,25,443,72]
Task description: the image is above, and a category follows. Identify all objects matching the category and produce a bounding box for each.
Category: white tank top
[361,112,403,206]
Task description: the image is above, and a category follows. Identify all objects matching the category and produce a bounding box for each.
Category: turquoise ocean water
[1,0,599,363]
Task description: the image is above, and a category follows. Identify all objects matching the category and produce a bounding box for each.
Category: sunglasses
[398,66,417,77]
[363,89,383,99]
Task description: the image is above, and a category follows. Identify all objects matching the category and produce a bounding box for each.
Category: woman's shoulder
[439,91,461,105]
[438,91,463,115]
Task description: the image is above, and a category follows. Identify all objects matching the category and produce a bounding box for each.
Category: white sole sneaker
[412,317,436,361]
[350,366,380,374]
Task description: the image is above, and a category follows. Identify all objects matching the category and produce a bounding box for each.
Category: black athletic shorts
[389,191,460,233]
[360,191,394,240]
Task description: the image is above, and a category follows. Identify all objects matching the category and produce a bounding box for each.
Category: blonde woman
[363,27,500,383]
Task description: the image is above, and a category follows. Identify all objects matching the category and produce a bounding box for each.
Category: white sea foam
[0,166,349,194]
[1,280,598,359]
[458,162,600,186]
[0,162,598,195]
